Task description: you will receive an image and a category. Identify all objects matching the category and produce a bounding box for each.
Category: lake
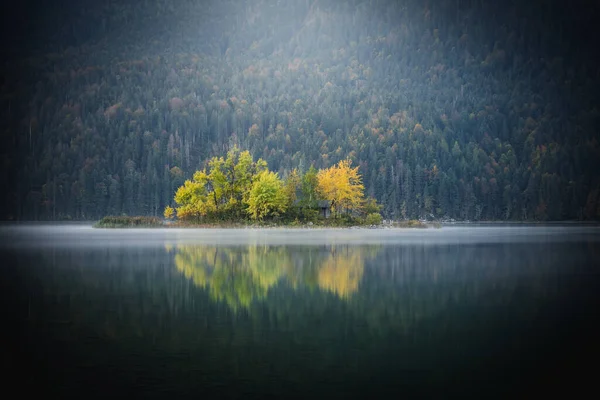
[2,225,600,398]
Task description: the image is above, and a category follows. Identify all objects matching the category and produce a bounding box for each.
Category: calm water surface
[2,225,600,398]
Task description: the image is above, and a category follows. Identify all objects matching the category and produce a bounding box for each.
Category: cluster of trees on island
[164,146,383,224]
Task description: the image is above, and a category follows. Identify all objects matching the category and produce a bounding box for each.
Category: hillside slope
[1,0,599,220]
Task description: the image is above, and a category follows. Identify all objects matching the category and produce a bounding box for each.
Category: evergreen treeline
[2,0,599,221]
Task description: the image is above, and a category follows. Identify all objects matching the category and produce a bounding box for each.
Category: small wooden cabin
[318,200,332,218]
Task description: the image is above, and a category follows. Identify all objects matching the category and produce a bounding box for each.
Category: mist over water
[3,225,600,397]
[2,224,599,248]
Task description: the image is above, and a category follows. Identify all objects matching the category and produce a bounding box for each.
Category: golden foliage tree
[173,171,215,221]
[316,159,365,215]
[163,205,174,219]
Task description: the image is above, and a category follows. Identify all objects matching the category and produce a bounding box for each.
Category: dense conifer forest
[2,0,599,221]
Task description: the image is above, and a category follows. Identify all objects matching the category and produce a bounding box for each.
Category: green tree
[301,165,319,208]
[365,212,383,225]
[363,196,383,215]
[205,146,267,217]
[172,147,268,221]
[246,170,287,220]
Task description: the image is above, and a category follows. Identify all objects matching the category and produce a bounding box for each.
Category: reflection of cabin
[318,200,332,218]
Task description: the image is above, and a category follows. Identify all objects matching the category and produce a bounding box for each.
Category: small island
[95,146,434,229]
[93,215,432,228]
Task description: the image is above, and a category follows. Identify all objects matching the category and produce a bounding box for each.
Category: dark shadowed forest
[2,0,599,221]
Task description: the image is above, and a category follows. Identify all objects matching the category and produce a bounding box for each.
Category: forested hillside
[2,0,599,221]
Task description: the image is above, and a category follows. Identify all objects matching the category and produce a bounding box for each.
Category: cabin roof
[318,200,331,208]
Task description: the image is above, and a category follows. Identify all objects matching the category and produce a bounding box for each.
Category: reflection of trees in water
[170,244,380,310]
[13,240,600,396]
[318,252,363,298]
[173,245,290,311]
[16,239,596,399]
[23,241,591,348]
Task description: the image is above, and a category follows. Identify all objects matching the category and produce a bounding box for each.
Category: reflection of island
[169,244,380,310]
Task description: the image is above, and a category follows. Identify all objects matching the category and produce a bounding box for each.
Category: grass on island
[392,219,429,228]
[94,215,441,229]
[94,216,163,228]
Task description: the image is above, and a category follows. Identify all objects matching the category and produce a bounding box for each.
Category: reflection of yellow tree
[170,244,380,310]
[317,247,376,298]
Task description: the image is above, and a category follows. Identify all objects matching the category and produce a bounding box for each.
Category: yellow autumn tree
[172,171,216,221]
[163,205,174,219]
[316,159,365,215]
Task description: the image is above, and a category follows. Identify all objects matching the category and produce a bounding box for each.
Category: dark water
[2,225,600,398]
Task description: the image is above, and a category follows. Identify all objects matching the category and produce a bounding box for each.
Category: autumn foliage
[167,148,376,224]
[316,160,365,216]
